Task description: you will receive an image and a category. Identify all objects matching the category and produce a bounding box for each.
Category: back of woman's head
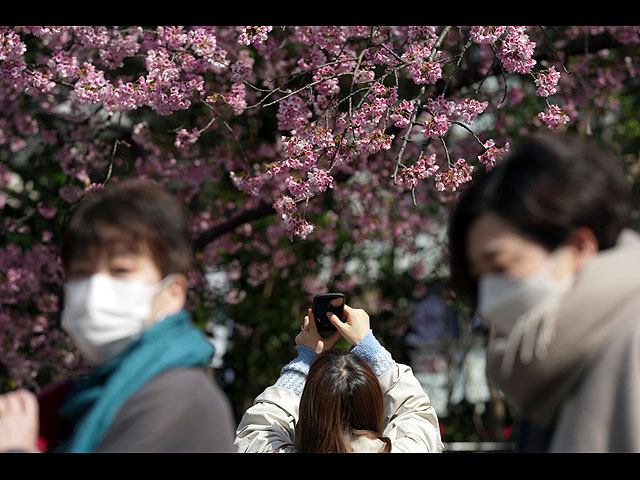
[297,349,391,453]
[449,133,632,306]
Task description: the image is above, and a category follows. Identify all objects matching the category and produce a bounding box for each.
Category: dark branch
[193,201,275,252]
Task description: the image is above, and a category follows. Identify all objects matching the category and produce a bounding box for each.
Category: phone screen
[312,293,346,334]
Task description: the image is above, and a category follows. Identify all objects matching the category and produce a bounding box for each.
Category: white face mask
[61,273,174,365]
[477,249,575,376]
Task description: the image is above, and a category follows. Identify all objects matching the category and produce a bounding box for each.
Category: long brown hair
[295,349,391,453]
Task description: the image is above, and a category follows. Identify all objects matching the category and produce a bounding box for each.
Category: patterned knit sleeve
[274,345,317,397]
[351,330,397,377]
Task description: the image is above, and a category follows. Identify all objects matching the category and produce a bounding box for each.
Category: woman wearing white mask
[448,134,639,452]
[37,178,235,453]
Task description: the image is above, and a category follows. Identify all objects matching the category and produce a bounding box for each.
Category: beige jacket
[486,229,640,452]
[234,363,444,453]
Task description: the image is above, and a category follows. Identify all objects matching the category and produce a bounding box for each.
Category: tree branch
[193,201,275,252]
[392,26,453,184]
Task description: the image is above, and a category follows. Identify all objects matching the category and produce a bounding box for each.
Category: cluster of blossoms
[306,167,335,195]
[12,27,225,116]
[295,47,329,73]
[73,62,111,104]
[364,41,397,67]
[285,167,335,202]
[425,96,489,125]
[478,139,510,169]
[458,98,489,124]
[231,49,255,83]
[312,65,340,96]
[398,153,440,189]
[535,66,562,97]
[292,26,370,57]
[25,70,56,95]
[70,51,203,115]
[98,28,142,69]
[421,96,489,138]
[422,114,450,137]
[276,134,325,172]
[277,94,313,132]
[390,99,415,128]
[354,66,375,84]
[0,30,26,62]
[229,171,265,197]
[356,129,395,155]
[538,104,571,129]
[0,242,62,312]
[368,82,399,106]
[352,101,388,132]
[407,26,439,43]
[463,26,568,130]
[435,159,474,192]
[343,83,401,154]
[401,43,442,85]
[497,26,537,74]
[0,30,27,90]
[274,195,314,240]
[224,83,247,115]
[469,26,507,44]
[175,128,200,149]
[237,26,273,46]
[285,176,309,201]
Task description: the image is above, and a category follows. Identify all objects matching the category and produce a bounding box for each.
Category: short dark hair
[448,133,631,306]
[61,178,193,277]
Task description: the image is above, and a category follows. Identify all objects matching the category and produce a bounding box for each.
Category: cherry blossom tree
[1,27,639,429]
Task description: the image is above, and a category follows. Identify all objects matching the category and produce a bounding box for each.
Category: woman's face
[466,212,580,282]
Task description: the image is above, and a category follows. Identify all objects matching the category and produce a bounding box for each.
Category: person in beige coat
[234,305,444,453]
[449,133,640,452]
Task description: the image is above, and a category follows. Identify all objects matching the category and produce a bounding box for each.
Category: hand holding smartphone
[312,293,346,336]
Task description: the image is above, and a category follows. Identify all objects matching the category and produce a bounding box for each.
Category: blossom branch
[392,26,453,185]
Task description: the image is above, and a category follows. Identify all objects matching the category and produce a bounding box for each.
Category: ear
[566,227,599,268]
[168,273,188,301]
[161,273,188,317]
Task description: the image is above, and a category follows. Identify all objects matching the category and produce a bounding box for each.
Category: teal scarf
[57,309,214,453]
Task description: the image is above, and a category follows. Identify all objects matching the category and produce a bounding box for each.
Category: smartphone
[312,293,346,335]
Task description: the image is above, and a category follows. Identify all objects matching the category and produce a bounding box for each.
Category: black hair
[448,133,631,306]
[61,178,193,277]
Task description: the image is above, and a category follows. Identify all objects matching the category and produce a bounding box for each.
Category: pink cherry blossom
[538,104,571,129]
[434,158,474,192]
[498,26,536,74]
[237,26,272,46]
[535,65,562,97]
[422,114,450,137]
[390,99,415,128]
[398,153,440,189]
[175,128,200,148]
[478,139,510,169]
[469,26,506,44]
